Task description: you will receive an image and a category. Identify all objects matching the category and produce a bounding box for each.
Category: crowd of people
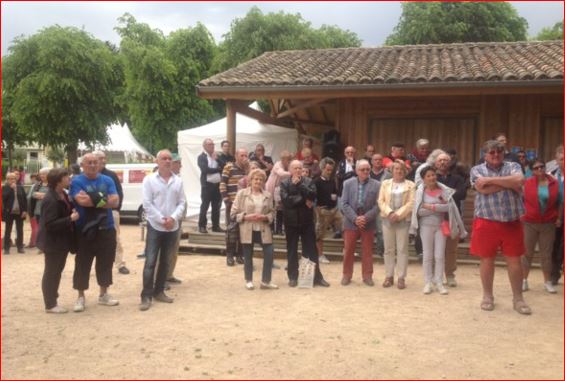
[2,132,563,315]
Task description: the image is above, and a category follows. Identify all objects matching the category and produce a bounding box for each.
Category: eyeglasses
[359,168,370,172]
[345,151,354,154]
[487,148,504,155]
[532,165,545,170]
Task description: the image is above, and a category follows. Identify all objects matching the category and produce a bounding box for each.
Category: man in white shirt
[139,150,186,311]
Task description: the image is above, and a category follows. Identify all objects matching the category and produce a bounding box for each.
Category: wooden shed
[197,41,563,164]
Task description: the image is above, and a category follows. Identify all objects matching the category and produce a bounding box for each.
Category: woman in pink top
[265,150,292,235]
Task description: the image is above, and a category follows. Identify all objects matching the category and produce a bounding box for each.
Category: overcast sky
[2,1,563,56]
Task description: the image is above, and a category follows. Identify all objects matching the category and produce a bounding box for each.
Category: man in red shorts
[470,140,531,315]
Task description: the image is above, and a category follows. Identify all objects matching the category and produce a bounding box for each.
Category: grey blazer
[340,177,380,231]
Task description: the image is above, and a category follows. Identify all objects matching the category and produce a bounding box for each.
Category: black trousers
[275,210,284,234]
[285,223,323,282]
[199,182,221,229]
[551,225,564,281]
[42,250,69,309]
[3,214,24,250]
[73,229,116,290]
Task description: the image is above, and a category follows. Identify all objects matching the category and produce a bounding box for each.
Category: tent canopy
[78,123,153,162]
[178,104,297,220]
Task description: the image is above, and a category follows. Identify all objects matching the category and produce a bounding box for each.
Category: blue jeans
[242,231,274,283]
[141,223,178,299]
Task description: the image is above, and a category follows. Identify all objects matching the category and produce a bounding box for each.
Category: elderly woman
[410,166,467,295]
[231,169,278,290]
[266,150,292,235]
[378,160,416,289]
[2,172,28,254]
[36,168,80,313]
[27,167,50,249]
[521,159,561,293]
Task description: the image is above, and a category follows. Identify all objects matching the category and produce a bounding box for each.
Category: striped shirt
[470,161,524,222]
[220,162,246,203]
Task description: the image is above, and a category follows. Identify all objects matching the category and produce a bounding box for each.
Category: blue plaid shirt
[470,161,524,222]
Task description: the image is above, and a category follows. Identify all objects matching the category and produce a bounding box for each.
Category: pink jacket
[265,161,290,196]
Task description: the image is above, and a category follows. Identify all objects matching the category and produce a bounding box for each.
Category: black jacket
[101,167,123,210]
[197,152,222,187]
[36,189,76,253]
[437,172,468,213]
[280,176,317,227]
[2,183,27,221]
[336,159,357,196]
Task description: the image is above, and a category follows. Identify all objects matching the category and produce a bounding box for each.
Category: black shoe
[167,277,182,284]
[17,248,25,254]
[118,266,130,275]
[288,279,298,287]
[137,253,146,259]
[139,297,152,311]
[226,257,235,266]
[198,227,209,234]
[315,279,330,287]
[363,278,375,287]
[165,283,171,290]
[154,292,174,303]
[212,227,226,233]
[236,256,244,265]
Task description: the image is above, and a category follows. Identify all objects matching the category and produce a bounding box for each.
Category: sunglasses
[532,165,545,170]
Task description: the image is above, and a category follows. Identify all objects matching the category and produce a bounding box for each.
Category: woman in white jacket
[410,166,467,295]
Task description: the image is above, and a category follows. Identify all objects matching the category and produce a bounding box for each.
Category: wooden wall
[335,93,563,164]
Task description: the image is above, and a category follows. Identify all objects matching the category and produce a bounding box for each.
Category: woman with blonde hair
[378,160,416,289]
[231,169,278,290]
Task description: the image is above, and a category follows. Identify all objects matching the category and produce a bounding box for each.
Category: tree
[534,20,563,41]
[213,6,362,73]
[386,2,528,45]
[2,26,122,164]
[116,14,218,153]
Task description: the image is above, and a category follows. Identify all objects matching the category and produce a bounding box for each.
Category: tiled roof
[199,41,563,88]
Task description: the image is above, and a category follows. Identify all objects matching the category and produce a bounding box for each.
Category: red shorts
[470,218,525,258]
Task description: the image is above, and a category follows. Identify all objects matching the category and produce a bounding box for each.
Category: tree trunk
[66,145,78,167]
[7,120,13,169]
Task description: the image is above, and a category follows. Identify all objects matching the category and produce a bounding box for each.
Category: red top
[522,174,559,224]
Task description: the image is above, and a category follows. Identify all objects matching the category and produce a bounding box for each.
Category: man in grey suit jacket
[340,160,380,286]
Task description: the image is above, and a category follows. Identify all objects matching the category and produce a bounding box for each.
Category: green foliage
[213,6,362,73]
[534,20,563,41]
[386,2,528,45]
[2,26,121,162]
[116,14,218,153]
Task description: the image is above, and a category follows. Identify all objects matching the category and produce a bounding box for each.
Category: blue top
[537,184,549,215]
[70,174,117,229]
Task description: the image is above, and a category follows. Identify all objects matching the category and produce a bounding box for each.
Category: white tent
[78,123,153,162]
[178,105,298,221]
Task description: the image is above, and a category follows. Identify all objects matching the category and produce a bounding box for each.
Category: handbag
[441,219,451,237]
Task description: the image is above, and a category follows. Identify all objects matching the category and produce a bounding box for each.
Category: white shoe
[245,281,254,290]
[319,255,330,264]
[73,297,85,312]
[522,279,529,292]
[98,293,119,306]
[260,282,279,290]
[46,305,68,314]
[446,276,457,287]
[423,283,433,294]
[544,281,557,294]
[436,283,449,295]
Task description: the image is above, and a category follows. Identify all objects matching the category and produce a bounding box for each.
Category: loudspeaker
[322,129,341,161]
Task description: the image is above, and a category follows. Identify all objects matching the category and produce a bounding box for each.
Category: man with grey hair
[470,140,530,315]
[197,138,222,234]
[408,138,431,167]
[93,151,129,275]
[139,149,186,311]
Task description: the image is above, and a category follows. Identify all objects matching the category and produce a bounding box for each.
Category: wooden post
[226,100,236,154]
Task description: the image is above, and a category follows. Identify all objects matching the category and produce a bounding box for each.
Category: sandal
[397,278,406,289]
[513,299,532,315]
[382,277,394,288]
[480,296,495,311]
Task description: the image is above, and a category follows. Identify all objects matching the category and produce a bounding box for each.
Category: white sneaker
[260,282,279,290]
[73,297,85,312]
[46,305,68,314]
[319,255,331,264]
[436,283,449,295]
[98,293,119,306]
[544,281,557,294]
[245,281,254,290]
[423,283,433,294]
[522,279,529,292]
[446,276,457,287]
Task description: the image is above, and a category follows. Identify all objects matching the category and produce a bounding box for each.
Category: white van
[106,163,156,221]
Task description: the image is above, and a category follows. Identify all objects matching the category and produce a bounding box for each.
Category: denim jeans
[242,231,274,283]
[141,223,178,299]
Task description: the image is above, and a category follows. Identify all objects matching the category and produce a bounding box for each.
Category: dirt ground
[1,221,563,380]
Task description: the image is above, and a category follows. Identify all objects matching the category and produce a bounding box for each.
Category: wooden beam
[231,101,291,128]
[286,117,334,128]
[226,100,236,154]
[276,98,328,119]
